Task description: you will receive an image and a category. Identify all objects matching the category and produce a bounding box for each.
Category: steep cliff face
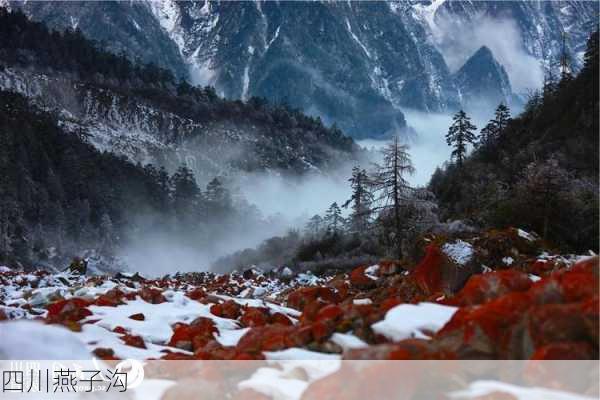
[7,1,597,138]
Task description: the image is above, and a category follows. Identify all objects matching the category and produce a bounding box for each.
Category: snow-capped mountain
[7,0,598,138]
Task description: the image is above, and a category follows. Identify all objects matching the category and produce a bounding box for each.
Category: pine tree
[324,202,344,235]
[171,166,200,223]
[446,110,477,167]
[493,103,511,134]
[370,134,415,257]
[305,214,324,237]
[343,166,373,232]
[205,177,233,219]
[478,103,511,148]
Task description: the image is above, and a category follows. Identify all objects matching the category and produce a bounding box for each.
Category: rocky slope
[1,227,597,364]
[7,1,597,138]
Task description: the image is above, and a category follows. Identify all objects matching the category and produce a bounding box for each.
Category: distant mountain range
[3,0,597,138]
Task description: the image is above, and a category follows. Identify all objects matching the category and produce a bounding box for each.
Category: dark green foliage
[445,110,477,167]
[0,8,356,162]
[430,30,599,252]
[0,90,267,268]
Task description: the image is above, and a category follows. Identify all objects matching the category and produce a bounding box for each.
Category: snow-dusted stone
[371,303,458,341]
[0,320,92,359]
[330,332,368,350]
[442,240,474,266]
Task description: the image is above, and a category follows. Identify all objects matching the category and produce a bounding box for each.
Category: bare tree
[370,134,415,257]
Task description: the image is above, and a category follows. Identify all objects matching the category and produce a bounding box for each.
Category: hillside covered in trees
[430,30,599,253]
[216,29,599,273]
[0,89,279,270]
[0,8,359,180]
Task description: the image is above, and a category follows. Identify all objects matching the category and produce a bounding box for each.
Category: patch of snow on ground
[330,332,368,350]
[502,257,514,265]
[449,380,595,400]
[214,327,251,347]
[264,348,341,361]
[0,320,92,359]
[371,302,458,341]
[85,296,238,344]
[442,240,474,265]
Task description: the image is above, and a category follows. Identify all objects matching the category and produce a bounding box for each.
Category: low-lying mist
[114,108,497,277]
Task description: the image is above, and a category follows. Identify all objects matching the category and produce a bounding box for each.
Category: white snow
[442,240,474,265]
[330,332,368,350]
[352,298,373,305]
[371,302,458,341]
[0,320,92,359]
[502,256,514,265]
[517,229,536,242]
[214,327,250,347]
[238,367,309,400]
[78,323,185,360]
[345,18,372,58]
[449,380,595,400]
[528,274,542,282]
[132,379,177,400]
[85,294,238,344]
[365,264,380,279]
[264,348,341,361]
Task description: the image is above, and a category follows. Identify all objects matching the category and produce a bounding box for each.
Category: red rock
[93,348,119,360]
[570,256,599,275]
[411,245,444,294]
[186,287,206,301]
[378,260,400,276]
[527,303,588,350]
[556,271,598,303]
[46,298,92,323]
[315,304,344,323]
[236,325,295,354]
[129,313,145,321]
[168,317,218,351]
[379,297,403,314]
[349,266,376,289]
[139,287,166,304]
[94,288,126,307]
[451,270,532,306]
[270,312,293,326]
[218,300,242,319]
[194,340,237,360]
[168,324,193,350]
[121,334,146,349]
[530,342,595,360]
[299,300,326,324]
[161,352,195,360]
[0,309,7,321]
[240,307,270,327]
[113,326,128,334]
[437,292,533,357]
[287,287,339,310]
[311,320,334,342]
[286,325,313,347]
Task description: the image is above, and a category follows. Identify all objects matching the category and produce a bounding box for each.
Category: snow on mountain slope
[0,65,357,181]
[6,0,598,139]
